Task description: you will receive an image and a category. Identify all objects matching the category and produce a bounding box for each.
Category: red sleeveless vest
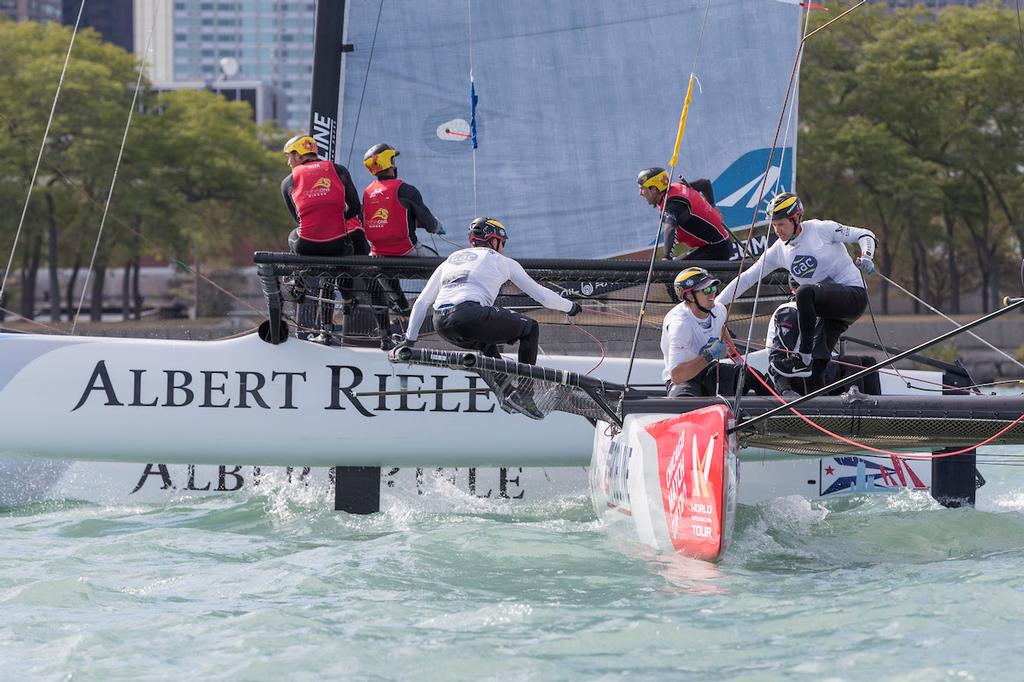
[362,178,412,256]
[664,183,728,247]
[291,161,347,242]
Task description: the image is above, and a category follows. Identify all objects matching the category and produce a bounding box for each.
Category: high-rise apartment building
[63,0,133,52]
[1,0,61,22]
[134,0,316,130]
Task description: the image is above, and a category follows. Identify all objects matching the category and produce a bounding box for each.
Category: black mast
[308,1,350,160]
[308,1,378,514]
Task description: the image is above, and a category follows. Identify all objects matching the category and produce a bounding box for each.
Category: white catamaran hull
[0,457,933,509]
[0,331,945,510]
[0,331,656,467]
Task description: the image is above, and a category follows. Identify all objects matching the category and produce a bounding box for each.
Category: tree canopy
[799,2,1024,313]
[0,19,289,321]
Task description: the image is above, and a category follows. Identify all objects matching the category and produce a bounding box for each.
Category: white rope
[737,5,813,370]
[0,1,86,309]
[623,0,712,387]
[72,0,161,333]
[878,272,1024,372]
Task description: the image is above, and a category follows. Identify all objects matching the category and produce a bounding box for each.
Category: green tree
[799,2,1024,313]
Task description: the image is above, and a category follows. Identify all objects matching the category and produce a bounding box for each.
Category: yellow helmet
[283,134,319,156]
[673,266,720,300]
[637,167,670,192]
[766,191,804,219]
[363,143,399,174]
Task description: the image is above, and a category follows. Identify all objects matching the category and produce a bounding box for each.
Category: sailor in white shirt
[399,217,581,365]
[662,266,772,398]
[718,192,877,384]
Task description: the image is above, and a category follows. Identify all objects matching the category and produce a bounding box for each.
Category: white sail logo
[717,165,784,213]
[436,118,472,142]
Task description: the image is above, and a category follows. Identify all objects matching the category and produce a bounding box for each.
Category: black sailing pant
[432,301,540,365]
[680,239,734,262]
[793,282,868,388]
[668,361,773,398]
[795,282,868,357]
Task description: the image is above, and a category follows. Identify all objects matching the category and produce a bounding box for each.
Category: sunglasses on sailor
[700,285,719,295]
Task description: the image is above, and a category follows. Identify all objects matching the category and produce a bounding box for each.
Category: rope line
[73,0,161,333]
[726,338,1024,460]
[345,0,385,168]
[0,2,86,307]
[624,0,712,388]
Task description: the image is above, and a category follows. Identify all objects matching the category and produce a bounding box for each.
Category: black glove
[567,302,583,317]
[388,336,416,362]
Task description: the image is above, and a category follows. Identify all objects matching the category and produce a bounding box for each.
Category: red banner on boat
[646,405,732,561]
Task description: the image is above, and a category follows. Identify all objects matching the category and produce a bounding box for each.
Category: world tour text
[71,361,495,415]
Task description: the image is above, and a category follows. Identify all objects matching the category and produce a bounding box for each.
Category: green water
[4,458,1024,681]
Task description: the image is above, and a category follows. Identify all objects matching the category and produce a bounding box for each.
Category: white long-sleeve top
[406,247,573,341]
[718,219,876,303]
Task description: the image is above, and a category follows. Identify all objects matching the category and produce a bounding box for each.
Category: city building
[1,0,61,22]
[62,0,133,52]
[133,0,317,130]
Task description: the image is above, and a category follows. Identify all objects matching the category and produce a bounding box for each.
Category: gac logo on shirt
[313,177,331,190]
[791,255,817,279]
[371,208,389,222]
[449,251,479,265]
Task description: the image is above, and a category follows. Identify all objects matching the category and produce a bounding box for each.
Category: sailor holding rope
[662,266,772,398]
[718,192,877,385]
[636,168,733,262]
[396,217,581,365]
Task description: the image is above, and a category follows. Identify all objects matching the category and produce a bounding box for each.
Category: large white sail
[339,0,801,257]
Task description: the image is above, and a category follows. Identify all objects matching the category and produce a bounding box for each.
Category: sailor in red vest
[281,134,364,257]
[281,134,368,326]
[361,143,442,257]
[637,167,734,262]
[361,143,443,347]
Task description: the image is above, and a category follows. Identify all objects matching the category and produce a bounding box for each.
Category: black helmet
[766,191,804,220]
[363,143,399,174]
[468,217,508,249]
[637,167,669,192]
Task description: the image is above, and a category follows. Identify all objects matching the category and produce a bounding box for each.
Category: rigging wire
[726,338,1024,461]
[468,0,478,216]
[72,0,161,334]
[733,3,815,402]
[0,1,86,309]
[728,1,867,411]
[878,271,1024,373]
[0,109,265,319]
[345,0,386,169]
[623,0,712,388]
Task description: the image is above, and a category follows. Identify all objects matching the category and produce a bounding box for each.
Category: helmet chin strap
[785,217,803,245]
[685,292,715,318]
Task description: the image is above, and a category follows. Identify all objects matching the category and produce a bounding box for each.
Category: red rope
[724,338,1024,460]
[570,317,606,375]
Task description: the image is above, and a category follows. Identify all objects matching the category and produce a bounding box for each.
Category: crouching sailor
[662,266,771,398]
[397,217,581,364]
[718,191,877,388]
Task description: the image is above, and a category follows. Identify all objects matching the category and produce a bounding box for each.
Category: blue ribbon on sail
[469,74,479,149]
